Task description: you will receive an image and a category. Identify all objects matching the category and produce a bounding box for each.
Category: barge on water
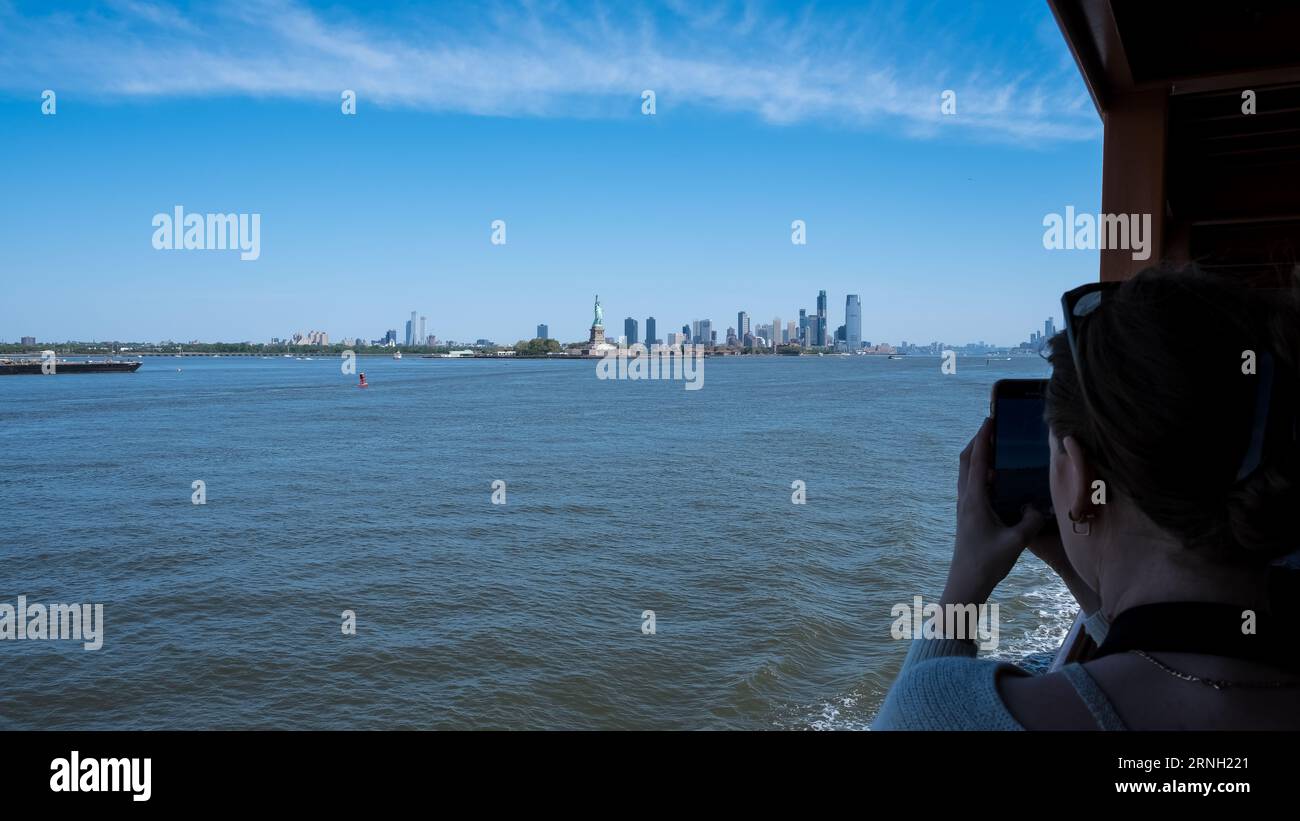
[0,352,142,375]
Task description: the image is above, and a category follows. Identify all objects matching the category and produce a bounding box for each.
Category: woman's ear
[1060,435,1093,519]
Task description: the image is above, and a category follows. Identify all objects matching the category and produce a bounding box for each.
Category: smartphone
[989,379,1053,526]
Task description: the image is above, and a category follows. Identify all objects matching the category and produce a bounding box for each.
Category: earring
[1068,509,1093,536]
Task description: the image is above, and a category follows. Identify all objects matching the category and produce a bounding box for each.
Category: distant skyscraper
[771,316,781,349]
[737,311,750,341]
[816,290,828,346]
[1044,317,1056,339]
[419,316,427,345]
[645,317,656,346]
[623,317,638,345]
[537,323,549,340]
[699,319,713,346]
[786,320,797,345]
[682,324,691,340]
[845,294,862,349]
[404,319,413,346]
[691,320,701,343]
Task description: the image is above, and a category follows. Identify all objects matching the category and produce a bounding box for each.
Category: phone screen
[991,384,1052,526]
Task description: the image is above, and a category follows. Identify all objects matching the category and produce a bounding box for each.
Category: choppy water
[0,353,1069,729]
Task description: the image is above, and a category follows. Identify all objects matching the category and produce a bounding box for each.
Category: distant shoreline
[2,350,1039,361]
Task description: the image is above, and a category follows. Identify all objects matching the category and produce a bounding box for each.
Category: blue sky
[0,0,1102,345]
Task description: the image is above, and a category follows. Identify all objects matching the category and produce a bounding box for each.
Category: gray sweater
[871,611,1125,730]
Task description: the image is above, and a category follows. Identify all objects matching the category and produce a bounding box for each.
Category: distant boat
[888,354,905,359]
[1,353,141,375]
[393,351,403,360]
[986,356,1012,362]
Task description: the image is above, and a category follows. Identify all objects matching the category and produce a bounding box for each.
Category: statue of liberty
[593,294,603,327]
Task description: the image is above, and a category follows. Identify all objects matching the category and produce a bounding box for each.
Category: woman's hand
[941,417,1047,607]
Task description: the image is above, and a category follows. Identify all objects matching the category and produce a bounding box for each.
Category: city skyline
[0,281,1071,350]
[3,286,1057,354]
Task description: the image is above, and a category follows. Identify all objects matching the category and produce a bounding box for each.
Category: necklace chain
[1130,649,1300,690]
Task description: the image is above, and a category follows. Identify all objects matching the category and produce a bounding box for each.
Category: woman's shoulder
[871,655,1029,731]
[1057,652,1300,730]
[997,662,1119,729]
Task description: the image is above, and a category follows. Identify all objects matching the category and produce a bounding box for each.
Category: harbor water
[0,354,1069,729]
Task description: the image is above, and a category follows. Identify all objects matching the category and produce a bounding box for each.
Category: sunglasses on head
[1059,282,1120,416]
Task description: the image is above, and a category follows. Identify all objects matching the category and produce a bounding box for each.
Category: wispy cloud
[0,0,1098,141]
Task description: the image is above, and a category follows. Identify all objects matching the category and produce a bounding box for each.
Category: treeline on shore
[3,342,475,355]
